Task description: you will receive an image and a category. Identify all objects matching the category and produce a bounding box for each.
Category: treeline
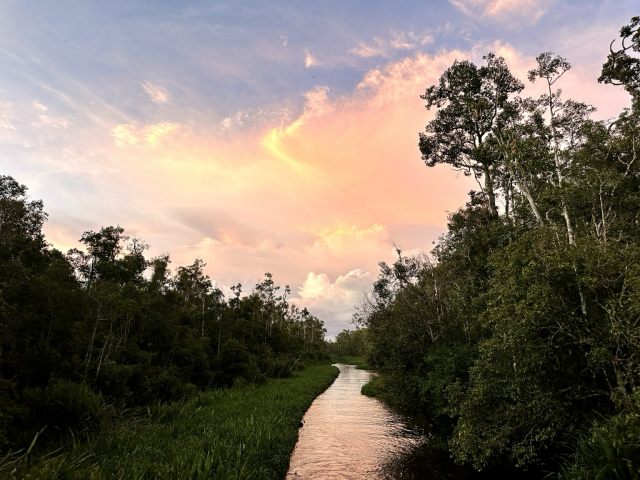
[356,17,640,476]
[0,179,327,451]
[327,329,370,357]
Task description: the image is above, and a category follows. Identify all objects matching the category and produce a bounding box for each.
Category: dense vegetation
[355,17,640,477]
[0,175,328,458]
[1,364,338,479]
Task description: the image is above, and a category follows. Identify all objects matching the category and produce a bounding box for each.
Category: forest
[354,16,640,478]
[0,174,328,458]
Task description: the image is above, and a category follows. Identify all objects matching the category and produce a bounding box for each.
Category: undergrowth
[0,364,339,479]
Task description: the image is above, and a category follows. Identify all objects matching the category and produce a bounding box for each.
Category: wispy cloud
[141,81,170,104]
[0,102,16,130]
[449,0,554,23]
[111,122,181,148]
[221,107,294,132]
[304,48,318,68]
[350,30,433,58]
[31,100,70,128]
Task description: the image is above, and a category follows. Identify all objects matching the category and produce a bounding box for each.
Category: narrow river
[287,363,464,480]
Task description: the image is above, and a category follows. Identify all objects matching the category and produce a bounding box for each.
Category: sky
[0,0,637,336]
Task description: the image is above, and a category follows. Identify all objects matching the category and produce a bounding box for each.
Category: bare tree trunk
[83,302,101,380]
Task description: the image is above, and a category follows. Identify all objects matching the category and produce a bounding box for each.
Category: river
[286,363,469,480]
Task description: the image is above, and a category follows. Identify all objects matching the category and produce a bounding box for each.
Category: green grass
[360,376,381,397]
[1,364,339,480]
[557,411,640,480]
[330,356,373,370]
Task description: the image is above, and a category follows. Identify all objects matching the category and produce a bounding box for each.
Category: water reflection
[287,364,441,480]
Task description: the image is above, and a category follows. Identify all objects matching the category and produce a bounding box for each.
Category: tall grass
[1,364,339,479]
[557,411,640,480]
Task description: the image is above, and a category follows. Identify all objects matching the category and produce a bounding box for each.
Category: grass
[557,411,640,480]
[329,355,374,370]
[1,364,339,480]
[360,376,381,397]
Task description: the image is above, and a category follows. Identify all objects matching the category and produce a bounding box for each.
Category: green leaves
[362,16,640,474]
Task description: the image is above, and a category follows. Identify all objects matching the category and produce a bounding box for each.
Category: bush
[141,368,197,403]
[361,376,382,397]
[19,380,103,445]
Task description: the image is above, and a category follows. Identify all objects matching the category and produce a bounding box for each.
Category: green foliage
[558,407,640,480]
[1,364,338,479]
[0,175,328,454]
[360,376,381,397]
[327,328,370,358]
[358,15,640,475]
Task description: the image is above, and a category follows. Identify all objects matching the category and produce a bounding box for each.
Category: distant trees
[360,16,640,474]
[0,182,327,450]
[328,328,370,357]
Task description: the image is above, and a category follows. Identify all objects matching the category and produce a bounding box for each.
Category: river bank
[1,364,339,479]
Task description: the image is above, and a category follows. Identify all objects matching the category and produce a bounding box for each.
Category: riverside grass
[2,364,339,480]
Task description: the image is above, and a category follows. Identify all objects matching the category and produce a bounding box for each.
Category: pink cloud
[40,39,632,333]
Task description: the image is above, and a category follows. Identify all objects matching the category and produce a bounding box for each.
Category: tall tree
[419,53,524,217]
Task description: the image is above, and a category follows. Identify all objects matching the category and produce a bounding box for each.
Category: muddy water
[287,364,464,480]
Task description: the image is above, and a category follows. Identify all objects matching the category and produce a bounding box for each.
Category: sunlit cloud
[141,81,169,104]
[291,269,374,333]
[307,224,389,259]
[221,107,295,132]
[350,30,433,58]
[449,0,554,23]
[111,122,182,148]
[33,42,627,335]
[304,48,318,68]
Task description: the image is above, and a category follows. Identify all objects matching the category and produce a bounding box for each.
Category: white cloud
[141,81,170,104]
[304,48,318,68]
[37,115,70,129]
[32,100,48,112]
[350,30,433,58]
[291,269,374,334]
[220,107,294,132]
[30,100,70,129]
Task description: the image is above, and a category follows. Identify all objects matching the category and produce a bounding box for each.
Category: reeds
[557,412,640,480]
[0,364,339,479]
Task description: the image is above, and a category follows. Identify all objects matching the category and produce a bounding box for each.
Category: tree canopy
[360,17,640,475]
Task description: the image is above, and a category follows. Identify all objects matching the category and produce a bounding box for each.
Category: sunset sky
[1,0,637,336]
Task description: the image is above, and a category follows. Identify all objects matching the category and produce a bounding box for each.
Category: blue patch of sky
[0,0,637,130]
